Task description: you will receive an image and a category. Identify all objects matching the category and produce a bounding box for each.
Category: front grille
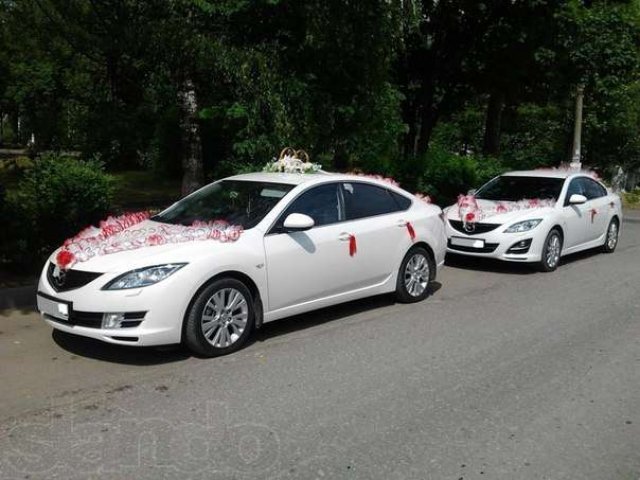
[45,311,146,329]
[448,239,499,253]
[449,220,501,235]
[47,262,103,292]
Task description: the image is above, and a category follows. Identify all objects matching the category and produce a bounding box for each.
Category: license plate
[37,293,72,321]
[451,236,485,249]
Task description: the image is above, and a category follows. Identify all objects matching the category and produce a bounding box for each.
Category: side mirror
[283,213,314,232]
[467,188,477,196]
[569,194,587,205]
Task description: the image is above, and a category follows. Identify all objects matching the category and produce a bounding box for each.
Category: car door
[263,182,359,312]
[561,177,591,248]
[582,178,610,242]
[339,181,409,289]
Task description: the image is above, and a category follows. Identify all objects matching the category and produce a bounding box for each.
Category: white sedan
[444,170,622,271]
[37,172,446,356]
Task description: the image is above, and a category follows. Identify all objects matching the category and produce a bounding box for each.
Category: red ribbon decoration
[406,222,416,241]
[590,208,598,223]
[349,234,357,257]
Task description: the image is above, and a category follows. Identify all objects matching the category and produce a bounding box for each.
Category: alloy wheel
[201,288,249,348]
[404,253,430,297]
[545,234,561,269]
[606,222,618,250]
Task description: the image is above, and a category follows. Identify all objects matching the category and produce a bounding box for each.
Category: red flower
[146,234,165,246]
[465,212,475,222]
[56,250,75,269]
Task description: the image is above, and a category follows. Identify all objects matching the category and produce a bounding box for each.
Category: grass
[621,189,640,210]
[110,170,182,211]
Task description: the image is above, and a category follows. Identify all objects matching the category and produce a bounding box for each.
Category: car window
[153,180,294,229]
[276,183,342,229]
[389,191,412,210]
[564,177,606,205]
[475,176,564,201]
[564,178,586,205]
[583,178,607,199]
[341,182,400,220]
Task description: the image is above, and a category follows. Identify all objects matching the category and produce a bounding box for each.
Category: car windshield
[475,176,564,201]
[153,180,295,229]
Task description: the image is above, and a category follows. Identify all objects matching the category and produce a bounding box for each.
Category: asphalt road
[1,216,639,480]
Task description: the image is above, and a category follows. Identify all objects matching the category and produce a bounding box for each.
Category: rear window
[389,191,412,210]
[341,182,400,220]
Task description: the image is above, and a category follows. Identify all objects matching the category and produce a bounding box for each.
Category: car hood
[444,199,556,225]
[48,220,255,273]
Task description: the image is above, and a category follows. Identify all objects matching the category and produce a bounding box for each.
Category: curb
[0,284,36,311]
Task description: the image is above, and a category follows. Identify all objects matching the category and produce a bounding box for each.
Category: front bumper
[37,266,191,347]
[444,221,547,263]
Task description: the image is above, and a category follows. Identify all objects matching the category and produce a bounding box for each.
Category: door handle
[338,233,351,241]
[396,219,407,227]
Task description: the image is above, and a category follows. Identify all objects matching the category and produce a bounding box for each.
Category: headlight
[504,219,542,233]
[103,263,187,290]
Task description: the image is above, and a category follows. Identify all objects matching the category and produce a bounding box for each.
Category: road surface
[1,215,639,479]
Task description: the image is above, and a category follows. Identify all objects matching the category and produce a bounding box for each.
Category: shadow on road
[52,330,191,365]
[51,282,443,362]
[446,247,604,274]
[252,282,442,345]
[445,254,537,274]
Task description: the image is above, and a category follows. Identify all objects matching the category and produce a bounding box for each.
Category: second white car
[444,169,622,271]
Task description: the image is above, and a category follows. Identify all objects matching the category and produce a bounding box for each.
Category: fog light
[102,313,126,329]
[507,238,532,254]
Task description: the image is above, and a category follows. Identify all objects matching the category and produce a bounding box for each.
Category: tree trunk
[416,106,438,157]
[179,78,204,195]
[482,91,505,156]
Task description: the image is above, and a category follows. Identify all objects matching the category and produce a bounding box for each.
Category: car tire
[183,278,255,357]
[538,228,563,272]
[601,218,619,253]
[395,246,434,303]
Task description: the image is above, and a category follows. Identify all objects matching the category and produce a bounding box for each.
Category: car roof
[226,171,331,185]
[502,169,590,179]
[226,171,404,189]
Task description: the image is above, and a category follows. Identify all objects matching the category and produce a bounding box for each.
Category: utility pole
[570,84,585,170]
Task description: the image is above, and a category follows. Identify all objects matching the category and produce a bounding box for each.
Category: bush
[412,145,506,206]
[0,155,114,270]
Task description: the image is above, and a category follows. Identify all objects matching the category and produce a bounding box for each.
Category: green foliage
[0,155,113,269]
[1,0,640,203]
[412,145,506,206]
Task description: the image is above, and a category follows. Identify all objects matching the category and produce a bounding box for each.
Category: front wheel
[183,278,255,357]
[538,229,563,272]
[601,218,619,253]
[395,246,434,303]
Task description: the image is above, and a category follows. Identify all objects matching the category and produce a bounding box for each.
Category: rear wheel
[183,278,255,357]
[395,246,434,303]
[538,229,562,272]
[601,218,619,253]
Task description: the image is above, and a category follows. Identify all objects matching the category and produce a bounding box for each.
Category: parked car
[37,172,446,356]
[444,170,622,271]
